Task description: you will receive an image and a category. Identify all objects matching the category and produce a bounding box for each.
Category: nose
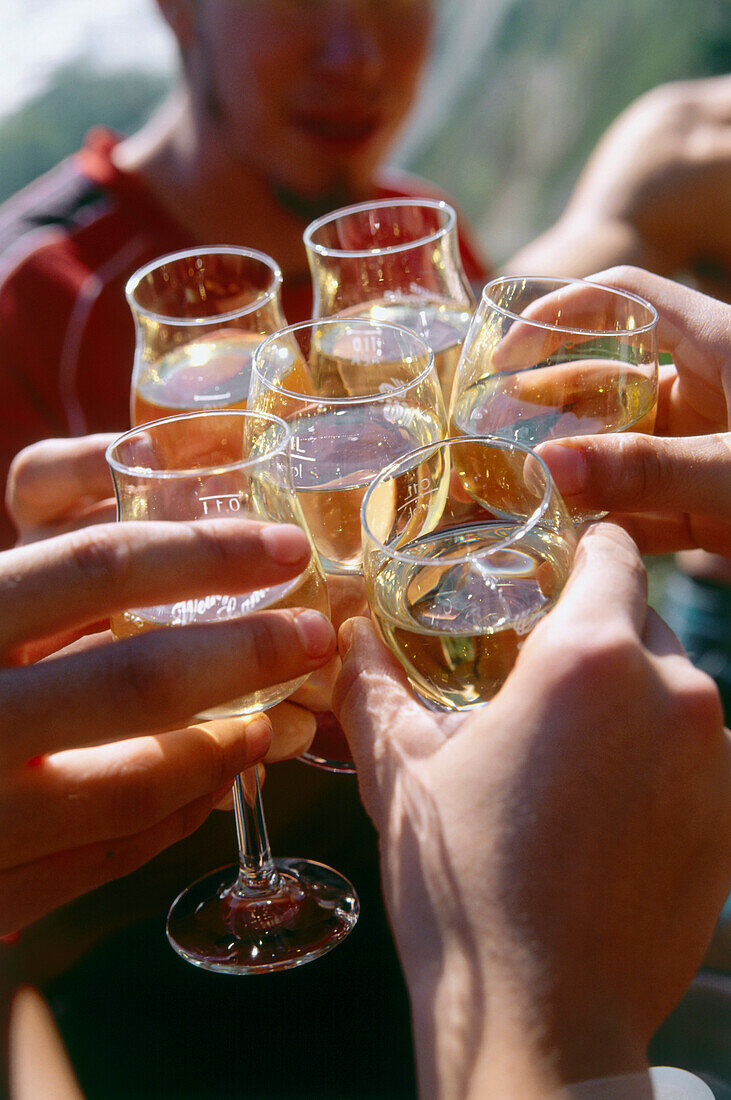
[313,3,384,84]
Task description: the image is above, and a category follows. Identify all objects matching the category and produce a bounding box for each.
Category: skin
[504,75,731,303]
[0,518,335,936]
[534,268,731,569]
[333,523,731,1098]
[116,0,435,279]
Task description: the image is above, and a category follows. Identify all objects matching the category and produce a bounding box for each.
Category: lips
[292,111,384,148]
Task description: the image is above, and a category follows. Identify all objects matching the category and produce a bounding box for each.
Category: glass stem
[231,768,279,896]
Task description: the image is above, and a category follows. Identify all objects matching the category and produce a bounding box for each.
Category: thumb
[332,617,452,826]
[539,432,731,518]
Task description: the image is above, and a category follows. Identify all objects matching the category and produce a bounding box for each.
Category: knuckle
[244,615,286,682]
[184,727,233,792]
[550,625,643,695]
[604,434,665,502]
[108,755,164,835]
[105,641,180,723]
[673,667,724,738]
[64,525,133,590]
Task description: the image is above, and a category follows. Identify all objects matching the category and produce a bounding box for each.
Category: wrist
[406,956,649,1100]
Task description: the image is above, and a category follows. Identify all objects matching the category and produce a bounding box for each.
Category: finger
[641,606,688,659]
[288,654,340,712]
[7,435,116,530]
[0,607,335,762]
[534,522,648,642]
[602,510,731,557]
[0,715,272,867]
[487,277,657,372]
[15,499,118,547]
[333,617,456,824]
[0,518,313,653]
[588,267,731,428]
[538,432,731,523]
[0,785,231,937]
[265,700,316,762]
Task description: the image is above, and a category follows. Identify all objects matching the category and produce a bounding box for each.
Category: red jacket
[0,127,489,545]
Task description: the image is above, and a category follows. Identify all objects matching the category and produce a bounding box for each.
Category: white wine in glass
[362,436,577,711]
[304,198,476,403]
[126,246,286,425]
[449,276,659,523]
[248,317,448,768]
[106,410,359,973]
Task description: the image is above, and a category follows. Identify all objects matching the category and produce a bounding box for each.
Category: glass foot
[166,859,359,974]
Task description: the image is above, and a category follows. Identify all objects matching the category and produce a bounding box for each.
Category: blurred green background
[2,0,728,264]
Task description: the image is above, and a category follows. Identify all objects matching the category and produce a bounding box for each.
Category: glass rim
[480,274,659,338]
[361,434,556,566]
[251,317,437,405]
[125,246,283,327]
[105,409,292,480]
[303,197,457,259]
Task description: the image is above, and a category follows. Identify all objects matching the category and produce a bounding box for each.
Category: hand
[537,267,731,554]
[333,524,731,1098]
[504,75,731,299]
[0,518,335,935]
[6,434,117,546]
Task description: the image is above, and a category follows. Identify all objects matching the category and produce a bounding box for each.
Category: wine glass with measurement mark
[248,316,447,770]
[304,198,476,404]
[106,409,358,973]
[361,436,577,711]
[449,275,659,523]
[126,246,286,426]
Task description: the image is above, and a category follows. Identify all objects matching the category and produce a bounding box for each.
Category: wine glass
[449,275,659,523]
[106,409,359,973]
[248,317,447,770]
[361,436,577,711]
[126,246,286,426]
[303,198,476,403]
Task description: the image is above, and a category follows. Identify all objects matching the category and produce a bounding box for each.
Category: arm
[333,524,731,1098]
[0,517,335,935]
[503,75,731,301]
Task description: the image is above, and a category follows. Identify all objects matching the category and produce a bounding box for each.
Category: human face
[186,0,435,204]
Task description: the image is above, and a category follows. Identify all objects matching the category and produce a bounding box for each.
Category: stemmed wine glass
[361,436,577,711]
[303,198,476,403]
[126,246,286,426]
[106,409,359,973]
[248,317,447,770]
[449,275,659,523]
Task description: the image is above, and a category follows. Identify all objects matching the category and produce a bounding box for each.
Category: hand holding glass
[248,318,447,768]
[106,410,358,973]
[449,276,659,523]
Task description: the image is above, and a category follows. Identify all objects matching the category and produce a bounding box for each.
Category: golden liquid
[260,404,446,574]
[451,362,657,523]
[336,298,472,402]
[111,555,329,718]
[451,360,657,444]
[132,331,263,425]
[368,524,572,710]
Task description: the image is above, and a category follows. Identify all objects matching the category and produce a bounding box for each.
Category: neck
[113,88,328,280]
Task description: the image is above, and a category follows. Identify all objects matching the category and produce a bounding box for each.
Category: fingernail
[537,442,588,496]
[338,619,355,658]
[293,610,334,658]
[261,523,310,565]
